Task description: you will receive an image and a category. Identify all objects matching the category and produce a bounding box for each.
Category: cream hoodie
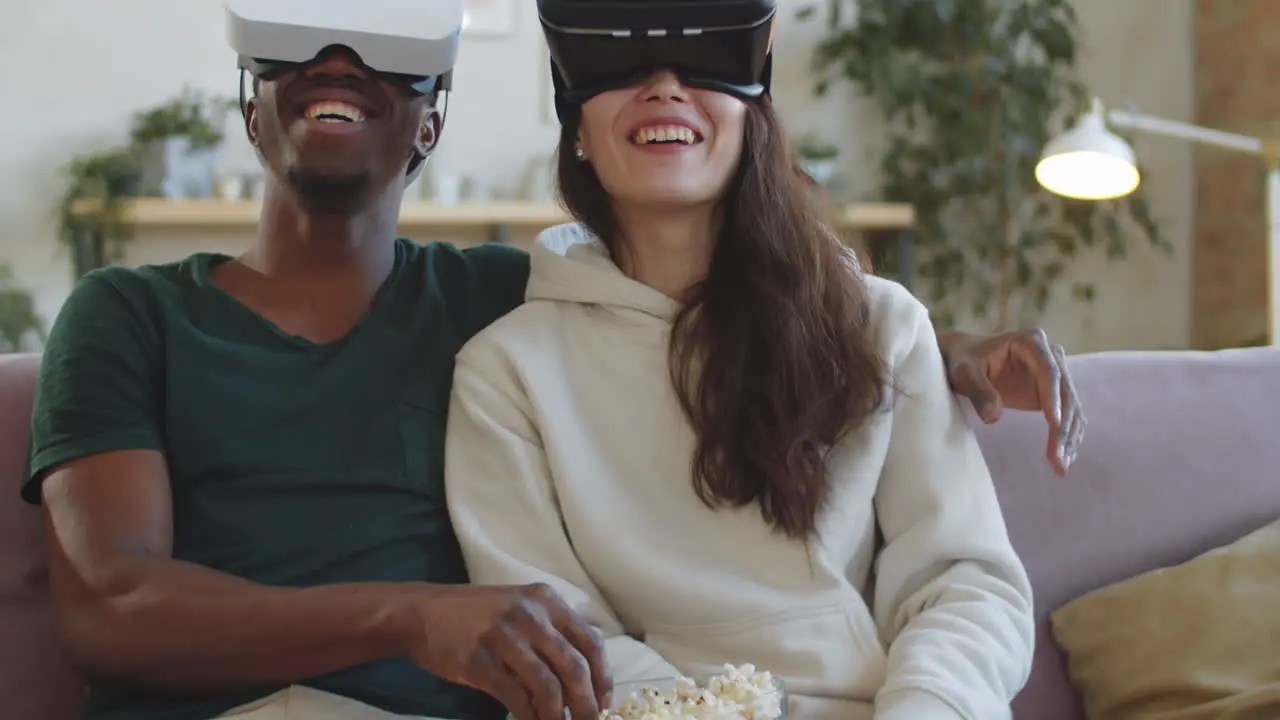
[444,223,1035,720]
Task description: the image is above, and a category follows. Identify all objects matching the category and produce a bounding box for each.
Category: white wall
[0,0,1193,351]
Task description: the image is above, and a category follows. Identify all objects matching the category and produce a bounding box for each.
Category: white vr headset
[226,0,461,93]
[225,0,464,182]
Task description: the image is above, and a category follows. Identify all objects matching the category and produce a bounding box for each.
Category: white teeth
[631,125,699,145]
[304,101,366,123]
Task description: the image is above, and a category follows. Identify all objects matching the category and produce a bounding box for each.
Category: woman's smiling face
[575,70,747,208]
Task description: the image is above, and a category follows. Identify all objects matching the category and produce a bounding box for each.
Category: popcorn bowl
[506,664,787,720]
[608,671,787,720]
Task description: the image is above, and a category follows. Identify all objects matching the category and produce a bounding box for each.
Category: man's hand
[939,329,1086,475]
[413,583,613,720]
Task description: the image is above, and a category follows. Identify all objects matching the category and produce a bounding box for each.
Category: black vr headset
[538,0,777,123]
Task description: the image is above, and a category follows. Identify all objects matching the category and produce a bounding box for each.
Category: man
[21,46,1081,720]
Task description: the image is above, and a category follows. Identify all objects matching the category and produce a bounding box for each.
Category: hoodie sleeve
[444,353,681,685]
[868,289,1035,720]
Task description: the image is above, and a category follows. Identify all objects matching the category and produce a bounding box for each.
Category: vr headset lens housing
[548,28,771,102]
[539,0,776,116]
[239,53,446,96]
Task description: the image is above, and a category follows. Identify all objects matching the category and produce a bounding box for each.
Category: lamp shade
[1035,103,1141,200]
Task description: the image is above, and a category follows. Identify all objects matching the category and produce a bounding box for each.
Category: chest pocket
[399,398,447,494]
[394,356,455,496]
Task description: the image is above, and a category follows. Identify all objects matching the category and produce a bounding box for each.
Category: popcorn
[601,664,783,720]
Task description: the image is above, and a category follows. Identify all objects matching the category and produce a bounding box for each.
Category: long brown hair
[556,97,890,539]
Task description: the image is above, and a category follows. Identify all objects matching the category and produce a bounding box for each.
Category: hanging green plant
[52,87,237,279]
[800,0,1171,331]
[0,264,44,352]
[56,146,143,278]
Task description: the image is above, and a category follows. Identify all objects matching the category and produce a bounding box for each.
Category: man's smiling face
[245,46,441,214]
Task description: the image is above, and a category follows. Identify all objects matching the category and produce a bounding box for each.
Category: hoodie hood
[526,222,682,322]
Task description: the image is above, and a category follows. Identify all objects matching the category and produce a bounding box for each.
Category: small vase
[139,136,219,199]
[801,158,838,187]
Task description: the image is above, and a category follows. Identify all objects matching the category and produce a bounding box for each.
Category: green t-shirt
[21,238,530,720]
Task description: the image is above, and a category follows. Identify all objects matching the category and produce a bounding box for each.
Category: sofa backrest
[974,347,1280,720]
[5,347,1280,720]
[0,353,83,719]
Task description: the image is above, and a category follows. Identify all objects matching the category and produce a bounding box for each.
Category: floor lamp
[1034,98,1280,346]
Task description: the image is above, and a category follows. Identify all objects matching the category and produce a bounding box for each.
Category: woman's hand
[938,329,1085,475]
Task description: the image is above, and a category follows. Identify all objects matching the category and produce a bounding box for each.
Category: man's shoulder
[411,239,530,277]
[404,240,530,295]
[76,255,200,294]
[58,255,210,330]
[404,239,532,341]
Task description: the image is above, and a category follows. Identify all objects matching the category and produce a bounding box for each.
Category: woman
[443,68,1035,719]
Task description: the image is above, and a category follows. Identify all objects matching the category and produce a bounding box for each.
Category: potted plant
[800,0,1169,331]
[796,134,840,187]
[131,87,235,199]
[56,146,142,278]
[0,265,44,352]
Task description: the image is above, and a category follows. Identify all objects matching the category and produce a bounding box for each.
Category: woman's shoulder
[862,273,926,316]
[455,298,561,371]
[860,274,934,364]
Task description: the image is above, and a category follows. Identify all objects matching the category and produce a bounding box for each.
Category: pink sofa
[3,348,1279,719]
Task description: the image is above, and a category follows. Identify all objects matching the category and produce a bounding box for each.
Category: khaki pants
[220,685,446,719]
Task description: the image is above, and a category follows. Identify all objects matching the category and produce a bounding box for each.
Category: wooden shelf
[76,198,915,233]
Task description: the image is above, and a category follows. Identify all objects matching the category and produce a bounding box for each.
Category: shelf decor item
[131,87,236,199]
[797,134,840,188]
[56,146,143,278]
[463,0,516,35]
[55,88,235,278]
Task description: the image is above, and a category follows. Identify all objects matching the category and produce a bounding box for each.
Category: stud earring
[575,147,587,161]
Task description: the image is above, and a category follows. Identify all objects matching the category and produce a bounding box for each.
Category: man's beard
[286,169,373,216]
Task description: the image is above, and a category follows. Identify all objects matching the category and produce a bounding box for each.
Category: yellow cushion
[1050,519,1280,720]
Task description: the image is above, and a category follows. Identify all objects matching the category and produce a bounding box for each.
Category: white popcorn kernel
[750,670,772,690]
[675,676,699,699]
[618,695,643,716]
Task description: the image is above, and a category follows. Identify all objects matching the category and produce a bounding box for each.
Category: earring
[575,147,587,161]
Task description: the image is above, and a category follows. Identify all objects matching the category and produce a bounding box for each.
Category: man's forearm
[62,554,424,695]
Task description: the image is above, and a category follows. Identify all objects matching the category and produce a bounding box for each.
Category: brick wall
[1193,0,1280,348]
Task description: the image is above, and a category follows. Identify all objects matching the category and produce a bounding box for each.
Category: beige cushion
[1049,519,1280,719]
